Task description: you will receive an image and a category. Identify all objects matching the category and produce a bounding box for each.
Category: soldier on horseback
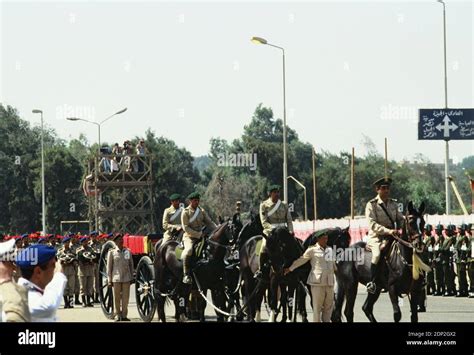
[180,192,217,285]
[254,184,294,280]
[365,177,405,294]
[162,193,184,244]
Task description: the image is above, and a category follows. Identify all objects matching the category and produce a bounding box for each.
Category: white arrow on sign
[436,114,458,138]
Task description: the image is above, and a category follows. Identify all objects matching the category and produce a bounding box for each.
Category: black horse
[154,222,233,322]
[239,227,303,322]
[334,201,427,323]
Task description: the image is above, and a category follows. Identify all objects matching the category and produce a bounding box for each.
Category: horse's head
[405,201,426,245]
[236,213,263,248]
[207,221,232,260]
[304,227,351,250]
[266,227,299,274]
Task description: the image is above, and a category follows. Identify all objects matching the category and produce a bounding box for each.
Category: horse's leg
[156,294,166,323]
[343,284,358,323]
[331,281,345,322]
[362,288,382,323]
[298,283,308,322]
[267,278,278,322]
[410,281,422,323]
[388,284,402,323]
[280,285,288,323]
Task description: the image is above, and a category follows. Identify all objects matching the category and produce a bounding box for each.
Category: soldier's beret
[89,231,98,236]
[435,224,443,231]
[268,184,281,193]
[16,245,56,269]
[187,192,201,200]
[79,237,88,243]
[0,239,17,261]
[169,193,181,201]
[313,228,330,239]
[62,236,71,243]
[424,224,432,231]
[37,237,47,244]
[373,177,392,187]
[21,234,29,240]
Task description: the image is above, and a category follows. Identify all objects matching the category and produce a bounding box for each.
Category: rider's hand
[390,229,398,237]
[283,268,291,276]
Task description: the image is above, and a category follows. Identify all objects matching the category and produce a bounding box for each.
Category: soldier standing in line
[57,236,77,308]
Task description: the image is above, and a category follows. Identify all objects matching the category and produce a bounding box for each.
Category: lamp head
[251,36,267,45]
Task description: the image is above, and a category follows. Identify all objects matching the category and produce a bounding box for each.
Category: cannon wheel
[135,256,156,322]
[98,241,116,319]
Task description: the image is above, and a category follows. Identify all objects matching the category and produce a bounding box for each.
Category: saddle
[175,237,206,261]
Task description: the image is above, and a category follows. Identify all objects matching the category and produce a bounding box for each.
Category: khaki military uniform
[71,241,81,298]
[259,198,294,251]
[0,281,30,322]
[57,246,77,297]
[433,233,445,295]
[468,233,474,297]
[89,240,101,298]
[365,195,404,264]
[441,235,456,295]
[77,245,97,297]
[455,233,470,296]
[107,246,134,319]
[289,243,336,322]
[181,205,217,275]
[162,205,183,243]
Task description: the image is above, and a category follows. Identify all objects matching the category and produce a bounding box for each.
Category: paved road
[56,284,474,322]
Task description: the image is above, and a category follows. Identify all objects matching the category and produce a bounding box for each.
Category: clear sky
[1,0,473,164]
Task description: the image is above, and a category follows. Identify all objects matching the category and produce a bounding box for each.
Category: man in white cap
[0,239,30,322]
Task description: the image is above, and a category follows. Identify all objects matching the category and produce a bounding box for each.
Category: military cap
[373,177,392,187]
[79,237,89,243]
[313,228,330,239]
[435,224,444,231]
[459,223,467,231]
[0,239,17,262]
[187,192,201,200]
[424,224,432,232]
[268,184,281,193]
[37,237,47,244]
[169,193,181,201]
[21,234,29,240]
[89,231,98,236]
[16,245,56,268]
[107,233,114,239]
[62,236,71,243]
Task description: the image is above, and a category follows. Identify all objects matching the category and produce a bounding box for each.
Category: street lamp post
[437,0,451,215]
[67,107,127,156]
[288,175,307,221]
[252,36,288,203]
[67,108,127,231]
[32,109,46,236]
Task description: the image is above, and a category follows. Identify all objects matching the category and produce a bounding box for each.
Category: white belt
[271,223,287,229]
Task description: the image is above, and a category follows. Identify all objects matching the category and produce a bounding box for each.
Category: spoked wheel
[98,241,116,319]
[135,256,156,322]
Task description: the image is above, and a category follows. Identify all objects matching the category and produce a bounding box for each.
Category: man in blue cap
[57,236,77,308]
[0,239,31,322]
[17,244,67,322]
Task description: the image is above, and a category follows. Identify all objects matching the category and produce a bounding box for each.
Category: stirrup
[367,282,376,294]
[182,275,192,284]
